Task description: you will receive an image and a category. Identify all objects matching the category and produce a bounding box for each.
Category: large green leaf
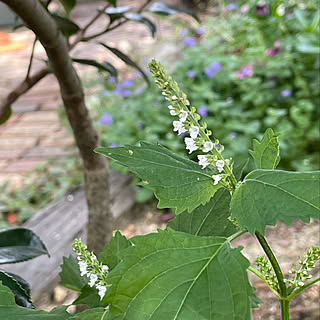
[249,128,280,170]
[98,43,149,85]
[95,142,221,214]
[124,13,156,37]
[0,271,32,308]
[72,285,101,308]
[59,0,76,15]
[72,59,117,78]
[0,281,70,319]
[0,228,48,264]
[59,255,87,292]
[168,188,237,237]
[104,229,254,319]
[51,14,80,38]
[147,2,200,22]
[231,170,320,235]
[69,308,108,320]
[100,231,131,270]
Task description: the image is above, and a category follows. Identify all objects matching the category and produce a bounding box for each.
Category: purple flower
[102,90,109,96]
[187,70,196,78]
[229,132,237,139]
[204,67,215,78]
[183,37,195,47]
[198,105,208,117]
[136,123,143,130]
[100,113,112,126]
[121,79,132,88]
[109,143,118,148]
[210,62,221,72]
[235,64,253,79]
[281,90,291,97]
[152,100,159,106]
[226,3,236,11]
[114,85,123,95]
[255,2,269,16]
[122,90,131,97]
[195,27,204,35]
[114,84,131,97]
[180,28,188,37]
[107,76,116,83]
[134,71,142,78]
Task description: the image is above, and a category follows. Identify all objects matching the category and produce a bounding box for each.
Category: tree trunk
[1,0,113,254]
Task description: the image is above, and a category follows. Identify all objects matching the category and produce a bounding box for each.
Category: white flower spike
[202,141,214,152]
[185,137,198,154]
[173,121,187,135]
[168,105,178,116]
[179,110,188,122]
[216,160,225,173]
[212,174,222,185]
[198,155,209,169]
[88,274,98,287]
[189,126,199,138]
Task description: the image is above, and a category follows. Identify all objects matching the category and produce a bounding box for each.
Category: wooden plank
[1,171,135,300]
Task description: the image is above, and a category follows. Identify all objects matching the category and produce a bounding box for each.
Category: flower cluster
[255,256,279,291]
[235,64,253,79]
[114,79,132,97]
[72,239,109,300]
[284,246,320,288]
[204,62,221,78]
[149,59,236,189]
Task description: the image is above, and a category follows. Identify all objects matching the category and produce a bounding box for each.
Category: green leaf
[59,255,88,292]
[168,188,237,237]
[95,142,221,214]
[124,13,156,37]
[249,128,280,170]
[72,59,118,78]
[100,231,131,270]
[147,2,200,22]
[231,170,320,235]
[0,281,70,319]
[105,0,116,7]
[72,285,101,308]
[51,14,80,38]
[104,6,129,23]
[69,308,108,320]
[98,43,149,85]
[0,107,12,125]
[58,0,76,15]
[0,271,32,308]
[0,228,48,264]
[104,229,254,319]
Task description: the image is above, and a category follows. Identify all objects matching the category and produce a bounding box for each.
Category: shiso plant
[0,60,319,319]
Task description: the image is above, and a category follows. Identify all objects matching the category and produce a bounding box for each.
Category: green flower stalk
[72,239,109,299]
[148,59,237,191]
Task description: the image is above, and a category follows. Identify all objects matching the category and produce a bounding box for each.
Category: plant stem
[25,36,37,81]
[287,276,320,301]
[227,229,247,242]
[280,299,290,320]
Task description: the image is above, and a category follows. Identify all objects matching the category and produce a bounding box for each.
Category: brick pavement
[0,0,178,189]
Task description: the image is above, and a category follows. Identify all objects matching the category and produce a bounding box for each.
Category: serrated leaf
[231,170,320,235]
[249,128,280,169]
[72,285,101,308]
[168,188,237,237]
[0,281,70,319]
[0,271,32,308]
[69,308,108,320]
[100,231,131,270]
[0,107,12,125]
[0,228,48,264]
[104,229,254,319]
[95,142,221,214]
[51,14,80,38]
[98,43,149,85]
[147,2,200,22]
[59,0,76,15]
[124,13,156,37]
[104,6,129,23]
[72,58,118,78]
[59,255,88,292]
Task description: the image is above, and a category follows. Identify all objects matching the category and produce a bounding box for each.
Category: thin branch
[287,276,320,301]
[25,36,37,81]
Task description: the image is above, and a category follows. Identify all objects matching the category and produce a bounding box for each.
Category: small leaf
[69,308,108,320]
[104,6,129,23]
[147,2,200,22]
[105,0,117,7]
[0,228,48,264]
[234,158,250,180]
[168,188,237,237]
[99,43,149,84]
[0,107,12,126]
[231,170,320,235]
[0,271,32,308]
[249,128,280,169]
[124,12,156,37]
[72,285,101,308]
[95,142,222,214]
[104,229,255,319]
[52,14,80,38]
[72,58,118,78]
[59,0,76,15]
[59,255,88,292]
[100,231,131,270]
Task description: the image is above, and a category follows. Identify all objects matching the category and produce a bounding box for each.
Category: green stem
[280,299,290,320]
[255,231,287,298]
[287,276,320,301]
[227,229,247,242]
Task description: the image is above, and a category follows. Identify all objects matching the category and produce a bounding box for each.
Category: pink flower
[235,64,253,79]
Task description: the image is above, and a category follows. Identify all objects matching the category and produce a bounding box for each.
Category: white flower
[78,261,88,276]
[216,160,225,173]
[202,141,214,152]
[102,265,109,273]
[189,126,199,138]
[179,110,188,122]
[88,274,98,287]
[96,284,107,300]
[212,174,222,185]
[168,105,178,116]
[172,95,178,100]
[185,137,198,154]
[173,121,187,135]
[198,155,209,169]
[298,281,304,287]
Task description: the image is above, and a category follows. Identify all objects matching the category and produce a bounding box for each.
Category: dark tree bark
[1,0,113,254]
